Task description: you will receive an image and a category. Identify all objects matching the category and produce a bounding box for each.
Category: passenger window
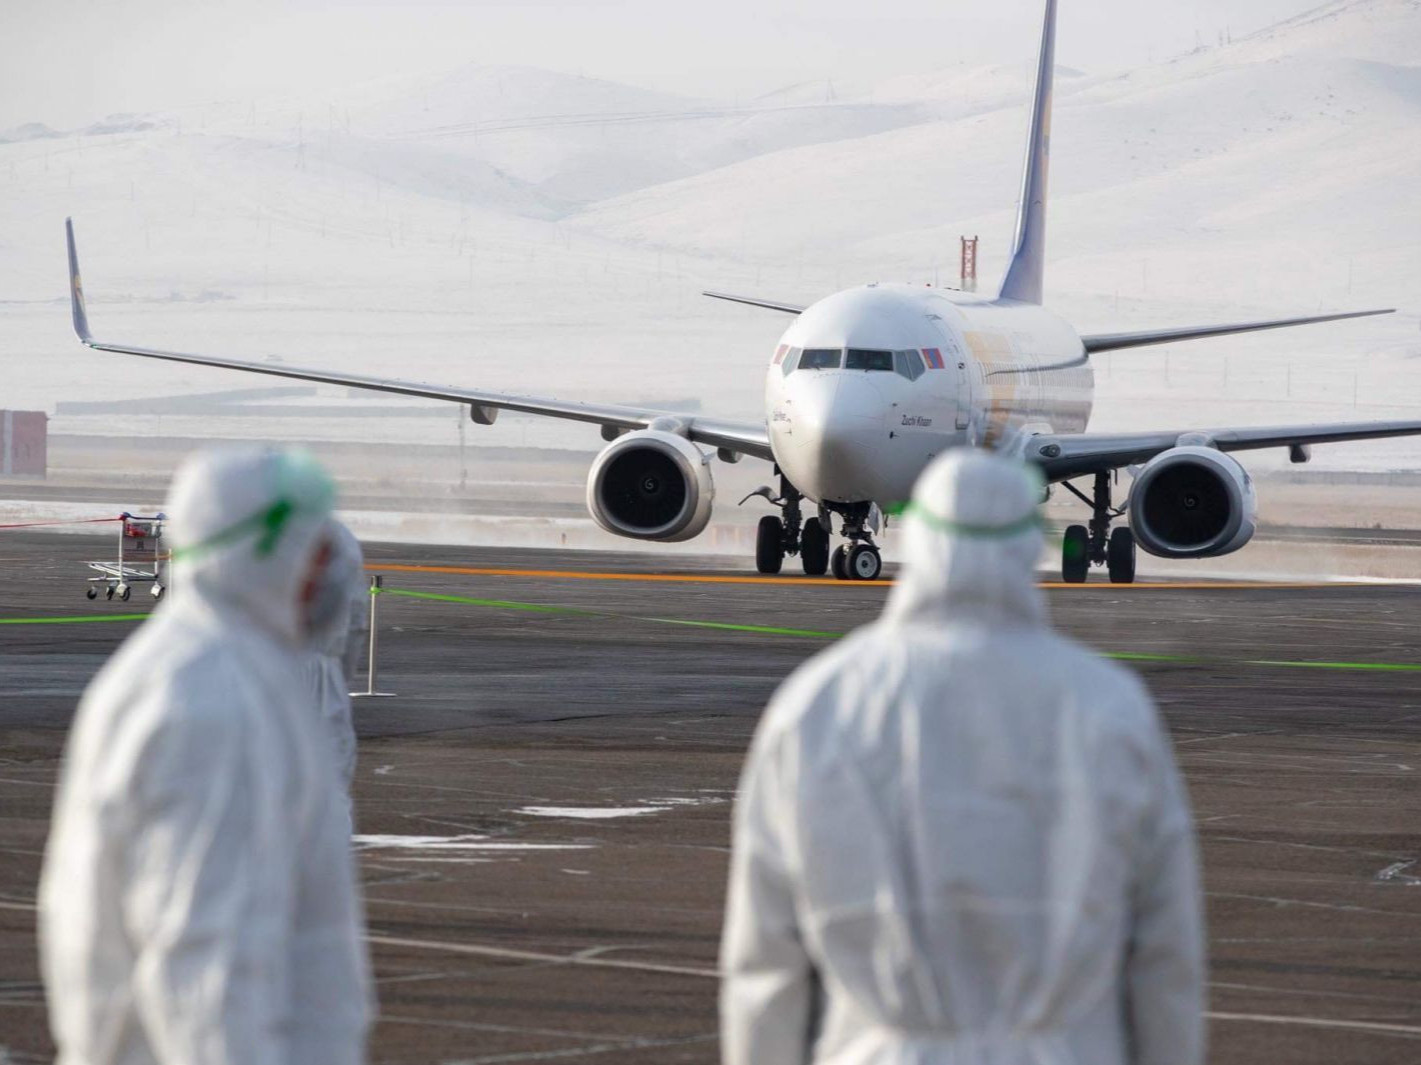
[893,350,925,381]
[845,348,893,372]
[781,347,801,376]
[800,348,843,370]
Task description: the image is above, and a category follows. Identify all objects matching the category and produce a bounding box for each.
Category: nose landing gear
[1060,470,1135,584]
[830,503,883,582]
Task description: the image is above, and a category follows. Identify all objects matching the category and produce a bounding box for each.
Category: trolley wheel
[85,587,98,600]
[105,586,115,600]
[151,583,165,600]
[118,585,131,602]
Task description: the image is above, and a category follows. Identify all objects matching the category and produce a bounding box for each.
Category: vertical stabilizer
[998,0,1057,305]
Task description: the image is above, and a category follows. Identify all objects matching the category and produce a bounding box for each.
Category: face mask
[303,554,351,641]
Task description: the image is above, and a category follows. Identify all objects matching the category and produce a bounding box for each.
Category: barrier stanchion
[352,574,396,699]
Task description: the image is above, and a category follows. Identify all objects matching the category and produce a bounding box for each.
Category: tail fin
[998,0,1057,305]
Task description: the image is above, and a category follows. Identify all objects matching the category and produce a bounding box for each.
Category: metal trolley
[86,512,170,602]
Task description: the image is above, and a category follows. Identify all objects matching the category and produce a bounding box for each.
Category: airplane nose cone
[777,374,886,503]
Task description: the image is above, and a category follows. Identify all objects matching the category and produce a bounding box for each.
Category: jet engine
[586,429,714,542]
[1128,445,1256,558]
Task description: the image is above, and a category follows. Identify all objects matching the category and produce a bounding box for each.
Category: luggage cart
[86,512,169,602]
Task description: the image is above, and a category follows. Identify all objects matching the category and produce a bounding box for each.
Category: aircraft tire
[756,515,785,574]
[830,544,849,580]
[1062,525,1089,583]
[847,543,882,581]
[1107,527,1136,584]
[801,517,830,576]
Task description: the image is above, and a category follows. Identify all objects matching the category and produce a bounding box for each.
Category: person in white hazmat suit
[721,449,1204,1065]
[302,518,369,806]
[39,447,373,1065]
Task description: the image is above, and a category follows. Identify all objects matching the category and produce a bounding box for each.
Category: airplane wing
[1030,421,1421,482]
[702,290,805,315]
[65,220,773,462]
[1080,308,1393,353]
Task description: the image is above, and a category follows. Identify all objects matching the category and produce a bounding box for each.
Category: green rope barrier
[377,586,1421,674]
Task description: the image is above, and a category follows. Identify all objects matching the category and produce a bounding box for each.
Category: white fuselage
[765,283,1093,505]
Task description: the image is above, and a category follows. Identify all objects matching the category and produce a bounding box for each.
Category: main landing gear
[1060,470,1135,584]
[745,477,880,580]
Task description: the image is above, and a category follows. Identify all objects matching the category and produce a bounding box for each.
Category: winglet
[998,0,1057,305]
[65,218,92,343]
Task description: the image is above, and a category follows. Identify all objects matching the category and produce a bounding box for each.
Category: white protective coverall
[40,448,373,1065]
[302,519,369,796]
[721,450,1204,1065]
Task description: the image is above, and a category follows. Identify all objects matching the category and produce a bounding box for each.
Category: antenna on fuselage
[998,0,1057,305]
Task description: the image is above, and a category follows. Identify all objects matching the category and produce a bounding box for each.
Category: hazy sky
[4,0,1321,129]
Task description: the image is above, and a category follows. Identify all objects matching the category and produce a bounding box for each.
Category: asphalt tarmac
[2,532,1419,1063]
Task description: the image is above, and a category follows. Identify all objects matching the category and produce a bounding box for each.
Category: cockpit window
[780,347,801,376]
[893,349,926,381]
[799,348,842,370]
[845,348,893,372]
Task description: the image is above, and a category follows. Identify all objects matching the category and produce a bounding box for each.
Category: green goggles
[169,452,335,562]
[887,499,1045,539]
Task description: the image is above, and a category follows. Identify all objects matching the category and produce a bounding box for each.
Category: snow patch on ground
[515,796,729,819]
[352,833,593,852]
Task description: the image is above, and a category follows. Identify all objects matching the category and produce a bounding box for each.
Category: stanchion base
[351,692,398,699]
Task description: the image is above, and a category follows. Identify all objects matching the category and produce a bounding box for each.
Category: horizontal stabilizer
[702,291,804,315]
[1081,308,1394,353]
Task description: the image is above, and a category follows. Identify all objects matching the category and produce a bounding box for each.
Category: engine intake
[1129,446,1256,558]
[587,429,714,542]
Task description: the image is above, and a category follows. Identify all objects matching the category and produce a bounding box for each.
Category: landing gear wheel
[830,544,849,581]
[755,515,785,575]
[801,517,829,576]
[846,543,883,581]
[1107,527,1136,584]
[85,586,98,600]
[118,584,132,602]
[1062,524,1089,584]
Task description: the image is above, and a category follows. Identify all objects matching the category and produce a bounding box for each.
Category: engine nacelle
[1129,446,1257,559]
[586,429,714,542]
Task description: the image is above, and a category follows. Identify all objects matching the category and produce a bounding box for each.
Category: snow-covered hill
[0,0,1416,474]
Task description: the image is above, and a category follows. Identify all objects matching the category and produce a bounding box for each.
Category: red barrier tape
[0,516,125,530]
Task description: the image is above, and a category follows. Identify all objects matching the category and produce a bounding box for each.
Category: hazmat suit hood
[306,519,365,658]
[166,448,337,647]
[883,449,1047,629]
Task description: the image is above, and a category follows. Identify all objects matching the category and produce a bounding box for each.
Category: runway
[1,532,1419,1064]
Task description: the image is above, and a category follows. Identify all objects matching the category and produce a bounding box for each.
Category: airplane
[64,0,1420,583]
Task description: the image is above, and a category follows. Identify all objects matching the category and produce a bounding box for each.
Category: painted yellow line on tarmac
[372,562,1352,591]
